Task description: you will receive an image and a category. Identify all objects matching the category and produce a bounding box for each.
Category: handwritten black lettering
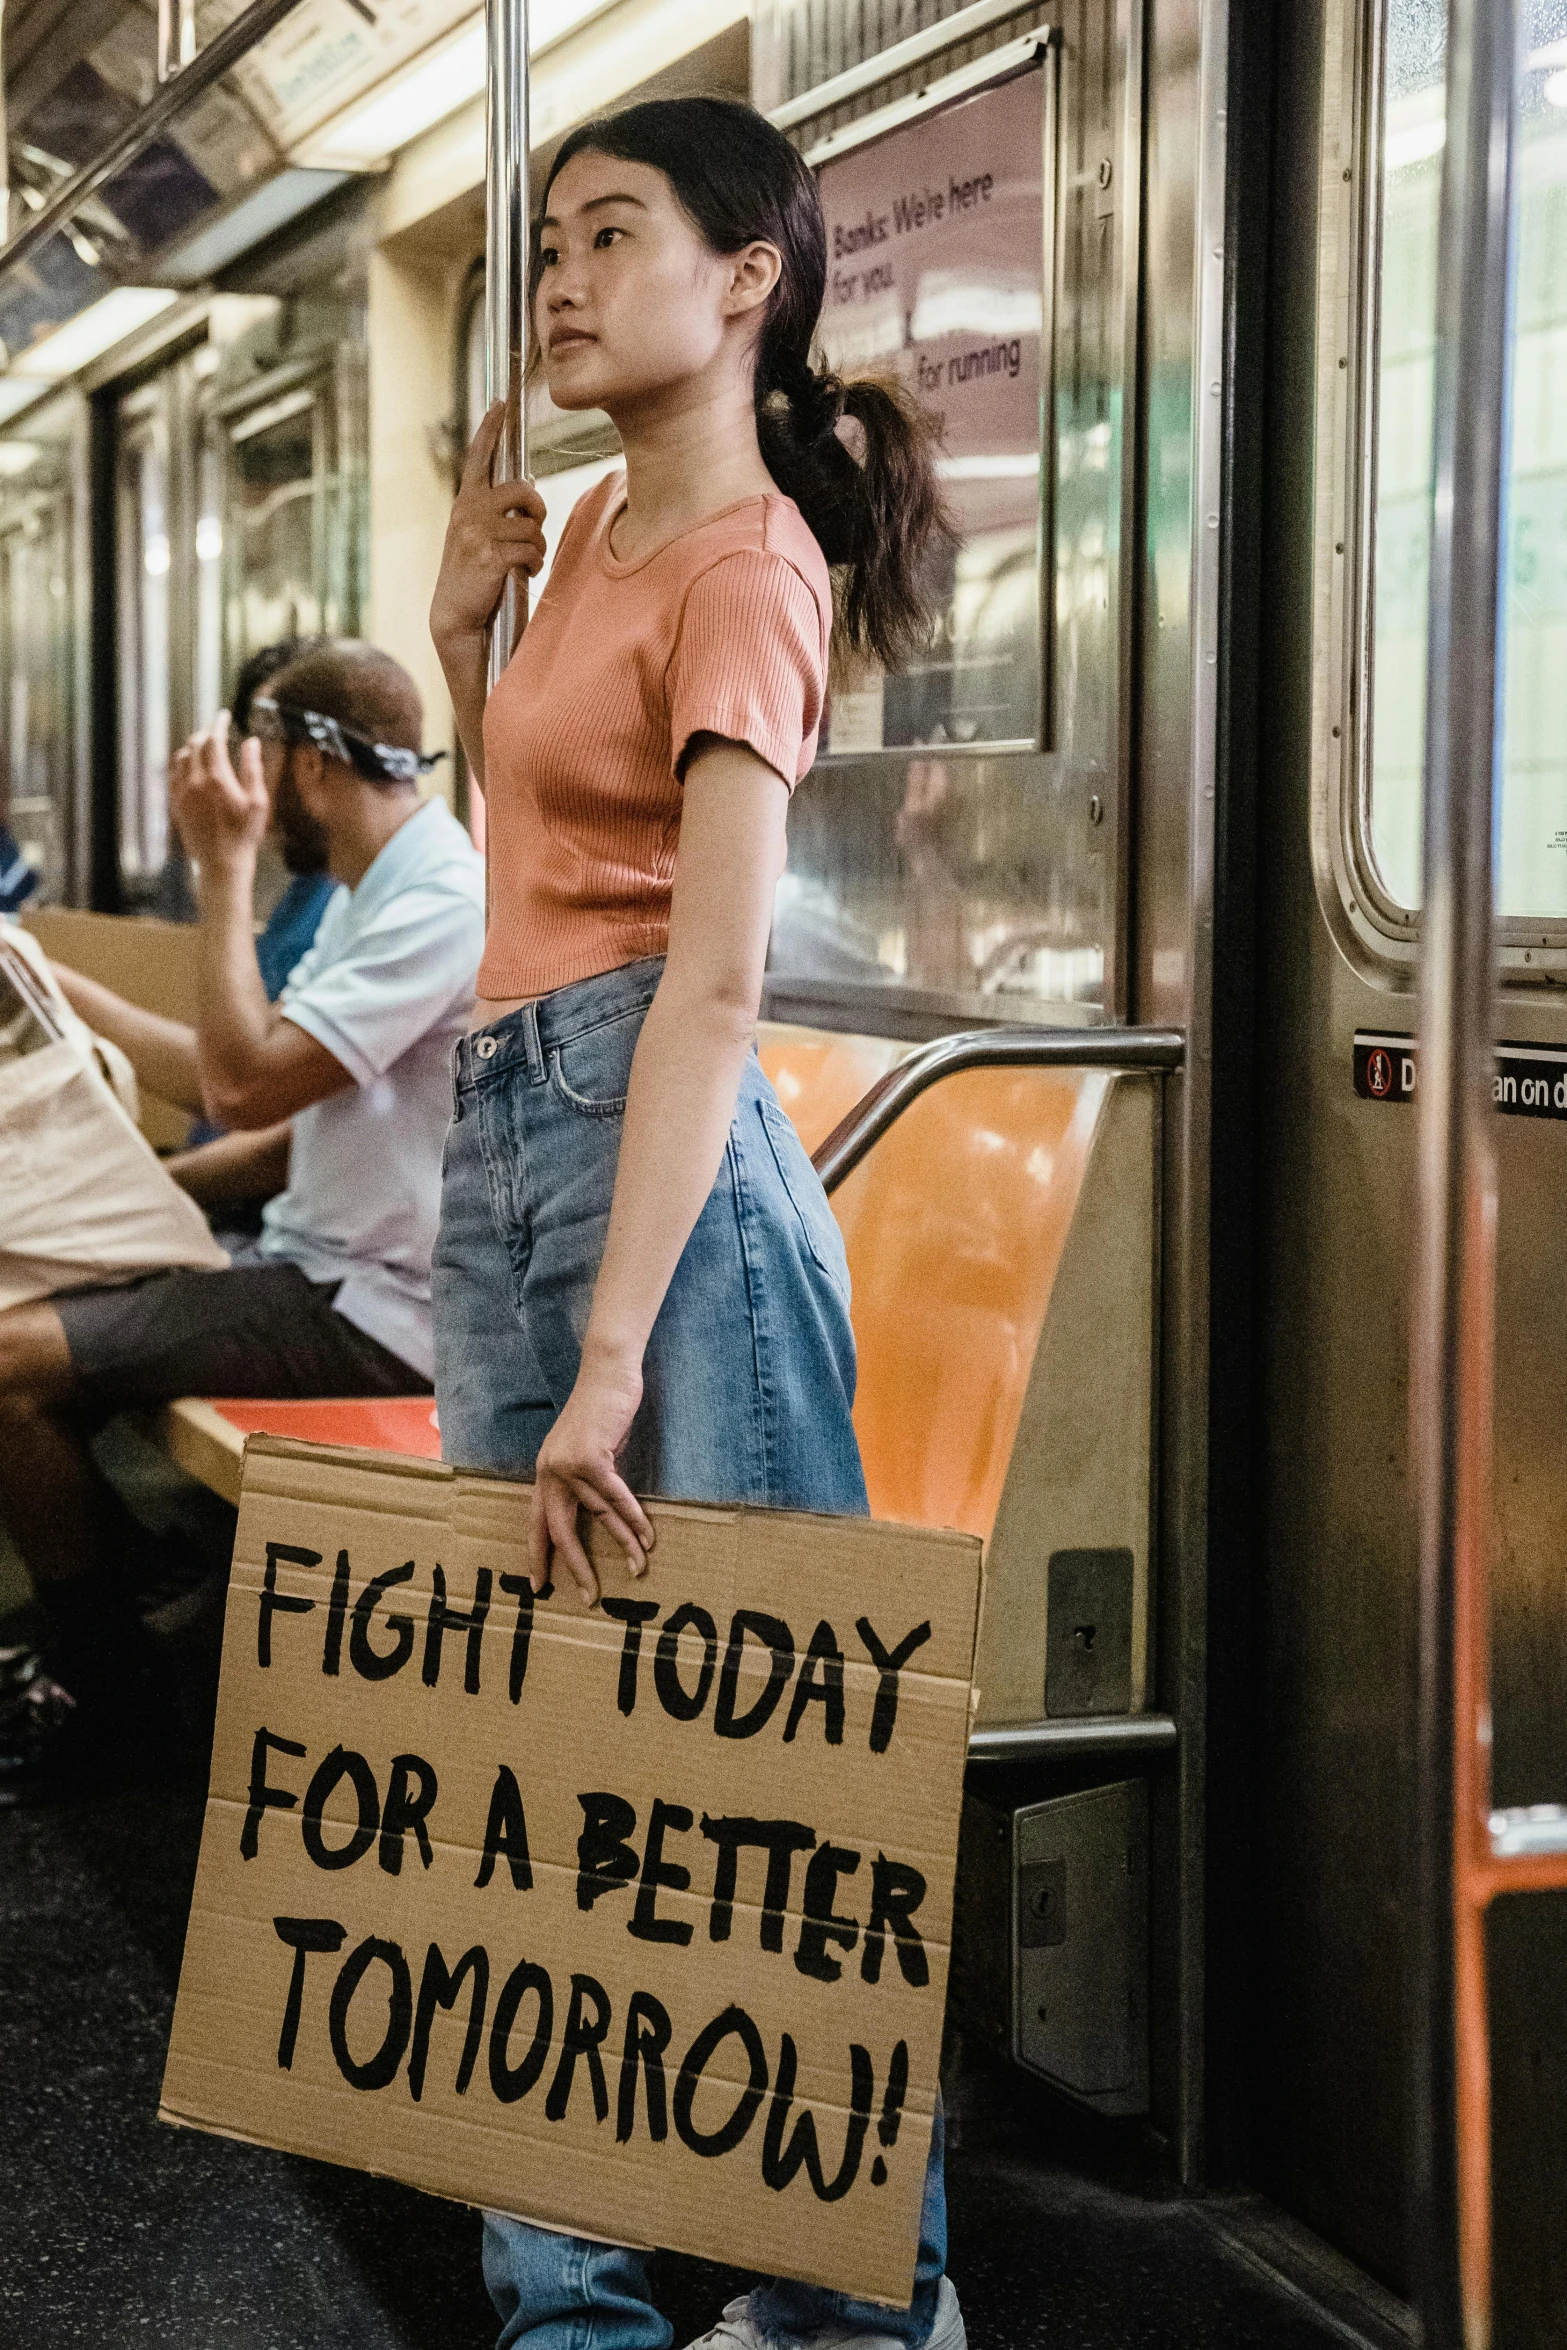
[302,1744,380,1872]
[407,1941,488,2102]
[242,1727,305,1859]
[794,1843,862,1982]
[489,1958,553,2103]
[700,1815,816,1949]
[761,2032,873,2201]
[861,1856,929,1986]
[328,1936,412,2091]
[546,1973,612,2123]
[475,1764,534,1891]
[349,1562,416,1681]
[673,2006,769,2158]
[654,1603,718,1721]
[629,1798,695,1946]
[271,1915,345,2067]
[616,1989,672,2144]
[601,1596,660,1714]
[576,1792,640,1910]
[714,1611,795,1740]
[422,1563,491,1694]
[784,1620,845,1745]
[322,1548,351,1675]
[260,1541,318,1666]
[498,1573,540,1703]
[378,1752,438,1876]
[855,1616,932,1752]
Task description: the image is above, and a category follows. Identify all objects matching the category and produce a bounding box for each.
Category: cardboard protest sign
[161,1439,981,2306]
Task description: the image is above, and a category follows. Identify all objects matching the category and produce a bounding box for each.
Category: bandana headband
[249,695,447,785]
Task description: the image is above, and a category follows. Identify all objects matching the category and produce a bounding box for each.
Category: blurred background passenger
[51,637,339,1150]
[0,773,40,916]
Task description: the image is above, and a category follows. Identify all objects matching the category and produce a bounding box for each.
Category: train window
[1364,0,1567,920]
[227,388,325,654]
[116,394,174,887]
[194,434,225,732]
[0,441,73,906]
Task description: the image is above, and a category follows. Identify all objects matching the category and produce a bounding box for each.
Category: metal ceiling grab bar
[485,0,531,695]
[1405,4,1567,2347]
[0,0,308,291]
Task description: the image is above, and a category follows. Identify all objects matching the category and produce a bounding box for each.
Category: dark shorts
[54,1251,431,1417]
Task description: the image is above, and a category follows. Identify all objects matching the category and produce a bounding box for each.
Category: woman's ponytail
[756,357,954,674]
[542,97,957,678]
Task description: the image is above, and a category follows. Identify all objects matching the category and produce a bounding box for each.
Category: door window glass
[0,481,72,905]
[1368,0,1567,915]
[227,388,322,658]
[117,408,172,884]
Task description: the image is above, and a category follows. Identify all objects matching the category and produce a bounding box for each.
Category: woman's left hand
[531,1346,656,1602]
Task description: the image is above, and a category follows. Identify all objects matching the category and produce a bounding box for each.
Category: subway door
[1255,0,1567,2329]
[0,426,78,905]
[113,358,205,915]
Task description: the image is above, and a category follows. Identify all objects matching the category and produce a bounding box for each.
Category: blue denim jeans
[432,959,947,2349]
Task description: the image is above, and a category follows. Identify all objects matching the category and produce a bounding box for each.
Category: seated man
[53,635,341,1179]
[0,639,482,1799]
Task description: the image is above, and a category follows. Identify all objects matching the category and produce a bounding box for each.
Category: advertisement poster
[815,65,1047,753]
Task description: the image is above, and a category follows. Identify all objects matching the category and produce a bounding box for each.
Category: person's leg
[0,1303,149,1586]
[741,2107,950,2349]
[482,2226,670,2350]
[0,1302,165,1721]
[436,1030,670,2350]
[0,1261,430,1792]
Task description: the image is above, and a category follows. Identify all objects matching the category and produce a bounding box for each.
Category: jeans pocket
[548,1004,648,1117]
[756,1095,852,1304]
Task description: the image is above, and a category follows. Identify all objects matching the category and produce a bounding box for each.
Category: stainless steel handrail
[968,1714,1177,1763]
[810,1024,1184,1193]
[1409,1,1518,2345]
[0,0,308,292]
[485,0,530,695]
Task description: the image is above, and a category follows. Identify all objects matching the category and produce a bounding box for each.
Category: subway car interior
[0,0,1563,2344]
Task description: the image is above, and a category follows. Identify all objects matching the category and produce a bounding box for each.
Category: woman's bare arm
[430,402,547,784]
[530,736,790,1599]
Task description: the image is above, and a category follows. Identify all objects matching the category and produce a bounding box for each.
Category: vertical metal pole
[0,0,9,250]
[1410,3,1517,2346]
[485,0,530,696]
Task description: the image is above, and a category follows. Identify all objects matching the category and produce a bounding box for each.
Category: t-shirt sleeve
[666,548,827,788]
[278,883,484,1086]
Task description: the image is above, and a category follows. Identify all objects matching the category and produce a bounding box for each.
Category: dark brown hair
[539,96,955,673]
[268,640,425,760]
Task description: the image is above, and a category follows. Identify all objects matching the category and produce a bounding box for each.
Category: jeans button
[475,1036,498,1060]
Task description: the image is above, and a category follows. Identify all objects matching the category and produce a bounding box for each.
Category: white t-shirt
[259,797,485,1378]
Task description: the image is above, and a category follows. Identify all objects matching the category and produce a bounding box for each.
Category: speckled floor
[0,1436,1403,2350]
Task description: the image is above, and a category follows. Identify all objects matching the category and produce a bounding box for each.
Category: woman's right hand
[429,401,547,650]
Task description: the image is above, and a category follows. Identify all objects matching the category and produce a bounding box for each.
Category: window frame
[1310,0,1567,987]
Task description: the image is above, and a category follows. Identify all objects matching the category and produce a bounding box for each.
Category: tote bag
[0,921,228,1310]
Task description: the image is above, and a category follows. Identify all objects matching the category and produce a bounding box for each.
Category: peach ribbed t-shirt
[477,472,831,1001]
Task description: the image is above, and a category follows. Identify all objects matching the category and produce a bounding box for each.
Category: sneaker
[683,2278,966,2350]
[0,1660,182,1806]
[0,1637,41,1704]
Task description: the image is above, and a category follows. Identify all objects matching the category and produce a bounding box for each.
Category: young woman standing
[429,95,960,2350]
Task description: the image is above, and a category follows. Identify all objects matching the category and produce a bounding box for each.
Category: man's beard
[273,757,330,876]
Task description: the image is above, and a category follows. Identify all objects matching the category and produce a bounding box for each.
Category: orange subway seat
[756,1021,908,1155]
[830,1065,1108,1541]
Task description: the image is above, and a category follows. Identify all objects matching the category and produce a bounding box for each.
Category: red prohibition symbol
[1366,1048,1394,1098]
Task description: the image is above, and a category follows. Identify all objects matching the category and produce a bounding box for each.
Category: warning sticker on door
[1354,1033,1567,1121]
